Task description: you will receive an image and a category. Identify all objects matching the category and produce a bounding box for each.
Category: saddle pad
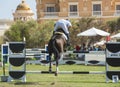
[62,33,68,40]
[55,32,68,40]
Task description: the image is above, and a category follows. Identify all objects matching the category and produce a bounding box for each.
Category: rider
[54,19,72,46]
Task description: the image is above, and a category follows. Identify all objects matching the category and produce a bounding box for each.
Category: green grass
[0,64,120,87]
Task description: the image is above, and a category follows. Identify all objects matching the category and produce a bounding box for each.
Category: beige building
[13,0,34,21]
[36,0,120,22]
[0,0,34,37]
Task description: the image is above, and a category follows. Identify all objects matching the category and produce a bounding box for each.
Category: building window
[45,4,57,17]
[70,5,77,12]
[115,5,120,16]
[47,7,55,12]
[69,4,78,16]
[93,4,101,16]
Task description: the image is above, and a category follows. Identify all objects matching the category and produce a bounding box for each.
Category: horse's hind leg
[55,56,59,76]
[49,55,52,72]
[59,53,63,62]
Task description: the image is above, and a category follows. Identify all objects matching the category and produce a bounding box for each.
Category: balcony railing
[69,12,79,17]
[40,11,120,18]
[114,10,120,16]
[92,11,102,16]
[44,12,58,17]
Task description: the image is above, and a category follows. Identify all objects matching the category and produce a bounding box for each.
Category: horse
[48,29,67,76]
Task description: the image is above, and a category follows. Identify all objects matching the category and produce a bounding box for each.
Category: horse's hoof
[55,72,58,76]
[49,70,52,72]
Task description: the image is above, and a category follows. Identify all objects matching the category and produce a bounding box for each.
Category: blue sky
[0,0,36,19]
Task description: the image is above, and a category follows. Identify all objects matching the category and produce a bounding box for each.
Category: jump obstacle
[1,42,120,83]
[26,71,105,74]
[25,49,105,66]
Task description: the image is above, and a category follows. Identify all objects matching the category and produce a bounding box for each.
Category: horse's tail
[52,39,60,60]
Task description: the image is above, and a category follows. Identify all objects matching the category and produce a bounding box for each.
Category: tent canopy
[111,33,120,38]
[94,40,106,46]
[77,27,110,36]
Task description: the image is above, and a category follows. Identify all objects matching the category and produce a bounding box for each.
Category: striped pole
[26,71,105,74]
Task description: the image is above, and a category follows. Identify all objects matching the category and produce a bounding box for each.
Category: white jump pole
[26,71,105,74]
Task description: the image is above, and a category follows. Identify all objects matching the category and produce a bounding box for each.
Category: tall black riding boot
[66,34,70,46]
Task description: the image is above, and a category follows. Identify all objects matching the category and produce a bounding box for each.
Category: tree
[70,17,108,47]
[4,20,54,48]
[27,20,54,48]
[0,36,4,45]
[107,19,117,33]
[3,18,109,48]
[106,17,120,35]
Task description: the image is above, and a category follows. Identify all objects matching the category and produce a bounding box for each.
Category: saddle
[53,28,68,40]
[54,32,67,40]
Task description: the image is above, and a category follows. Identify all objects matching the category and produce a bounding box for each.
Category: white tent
[111,33,120,38]
[94,40,106,46]
[77,27,110,36]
